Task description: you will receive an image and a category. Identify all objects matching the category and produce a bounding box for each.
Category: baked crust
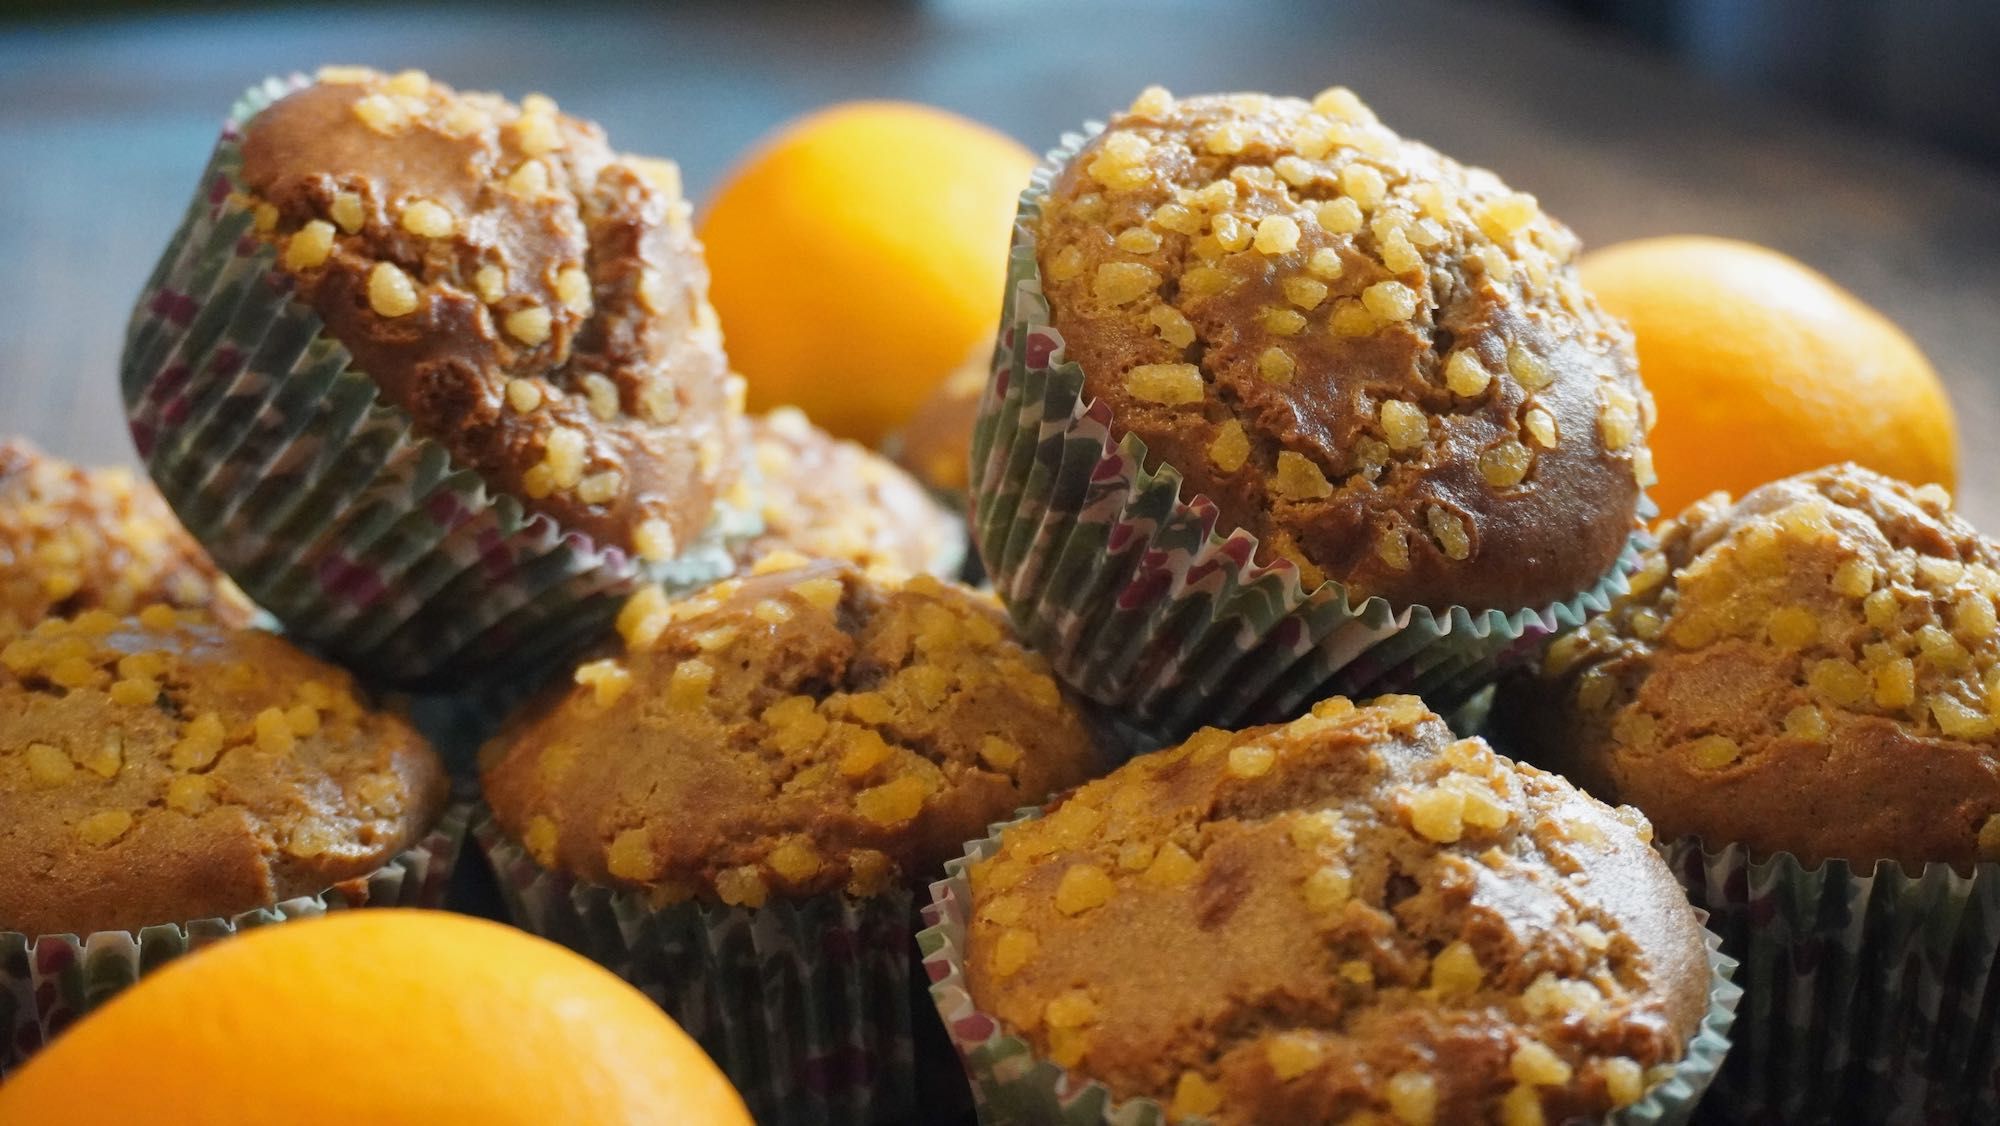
[240,69,739,560]
[962,694,1709,1124]
[0,609,446,936]
[482,562,1101,905]
[1037,88,1651,612]
[1500,464,2000,869]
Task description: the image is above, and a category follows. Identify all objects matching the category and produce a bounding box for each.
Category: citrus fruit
[1579,235,1957,515]
[700,100,1036,445]
[0,910,751,1125]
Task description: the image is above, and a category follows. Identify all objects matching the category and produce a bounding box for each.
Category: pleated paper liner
[969,126,1648,750]
[920,809,1740,1126]
[1665,838,2000,1124]
[120,76,758,691]
[474,811,919,1126]
[0,801,469,1073]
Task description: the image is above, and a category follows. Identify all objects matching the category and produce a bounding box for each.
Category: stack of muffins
[0,441,464,1065]
[929,84,1734,1126]
[102,66,1001,1124]
[13,61,1999,1126]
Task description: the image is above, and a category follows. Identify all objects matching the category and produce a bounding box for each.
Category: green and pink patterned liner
[1666,838,2000,1122]
[120,76,757,691]
[474,810,918,1126]
[970,127,1650,748]
[0,801,468,1073]
[920,809,1740,1126]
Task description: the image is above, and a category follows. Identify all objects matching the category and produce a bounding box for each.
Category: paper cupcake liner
[0,801,469,1073]
[1664,838,2000,1123]
[920,809,1738,1126]
[474,811,918,1126]
[969,126,1648,748]
[120,76,758,690]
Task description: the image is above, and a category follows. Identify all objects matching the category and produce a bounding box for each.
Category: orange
[0,910,751,1125]
[701,101,1037,445]
[1580,235,1957,515]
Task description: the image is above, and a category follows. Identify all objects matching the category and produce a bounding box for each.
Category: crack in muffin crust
[482,560,1102,907]
[239,67,742,560]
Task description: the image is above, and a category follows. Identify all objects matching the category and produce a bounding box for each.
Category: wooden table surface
[3,0,1997,524]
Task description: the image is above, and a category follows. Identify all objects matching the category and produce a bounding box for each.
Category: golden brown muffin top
[963,695,1710,1126]
[1503,464,2000,869]
[1036,87,1652,613]
[481,561,1102,907]
[238,66,740,561]
[0,608,448,936]
[736,408,964,578]
[0,440,252,639]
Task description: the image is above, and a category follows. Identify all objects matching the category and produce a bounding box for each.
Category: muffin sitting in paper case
[477,560,1102,1125]
[920,694,1738,1125]
[0,607,462,1069]
[1498,463,2000,1123]
[121,67,757,688]
[971,85,1655,744]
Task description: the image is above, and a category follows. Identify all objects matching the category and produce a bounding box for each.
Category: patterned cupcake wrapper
[120,76,758,690]
[1665,838,2000,1124]
[970,126,1648,748]
[474,811,918,1126]
[0,801,469,1073]
[920,809,1740,1126]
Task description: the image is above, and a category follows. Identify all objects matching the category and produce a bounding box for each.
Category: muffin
[738,407,965,578]
[1503,463,2000,866]
[121,66,752,686]
[478,561,1102,1123]
[0,606,457,1065]
[0,440,251,637]
[1497,464,2000,1121]
[890,337,990,500]
[921,695,1733,1125]
[970,84,1651,739]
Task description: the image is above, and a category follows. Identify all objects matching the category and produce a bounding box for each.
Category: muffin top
[1036,87,1652,612]
[962,695,1709,1126]
[1502,464,2000,869]
[0,608,448,936]
[737,407,965,578]
[482,561,1102,907]
[1,440,252,639]
[238,66,740,561]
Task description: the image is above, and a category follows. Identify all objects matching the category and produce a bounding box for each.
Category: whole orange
[701,101,1036,445]
[1580,235,1957,515]
[0,910,751,1125]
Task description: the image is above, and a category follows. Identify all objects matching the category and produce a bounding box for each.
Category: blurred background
[1560,0,2000,168]
[4,0,1999,518]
